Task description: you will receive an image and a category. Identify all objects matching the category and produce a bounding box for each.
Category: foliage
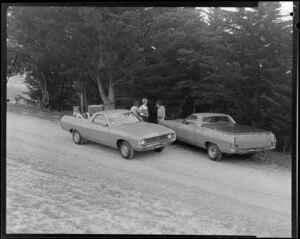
[7,3,293,150]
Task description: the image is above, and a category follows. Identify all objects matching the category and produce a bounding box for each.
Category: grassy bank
[6,102,72,122]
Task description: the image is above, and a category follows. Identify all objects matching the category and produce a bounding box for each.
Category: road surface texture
[6,109,291,236]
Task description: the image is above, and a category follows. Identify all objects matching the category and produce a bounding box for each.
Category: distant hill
[7,75,29,102]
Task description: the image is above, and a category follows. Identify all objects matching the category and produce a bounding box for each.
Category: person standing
[130,100,141,117]
[139,98,149,122]
[73,106,83,118]
[148,99,157,124]
[156,100,165,124]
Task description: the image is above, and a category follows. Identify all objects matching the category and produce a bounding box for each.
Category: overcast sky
[198,2,293,21]
[280,1,293,15]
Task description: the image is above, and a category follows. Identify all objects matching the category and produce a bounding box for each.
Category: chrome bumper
[135,138,176,151]
[228,146,276,154]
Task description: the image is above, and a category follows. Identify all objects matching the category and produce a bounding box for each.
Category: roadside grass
[253,151,292,170]
[6,102,72,122]
[6,102,292,169]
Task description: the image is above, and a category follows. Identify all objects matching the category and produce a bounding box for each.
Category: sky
[221,1,293,14]
[280,1,293,15]
[280,1,294,21]
[198,2,294,20]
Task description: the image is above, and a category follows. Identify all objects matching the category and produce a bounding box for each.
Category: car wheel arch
[117,139,127,148]
[116,139,122,148]
[205,141,213,149]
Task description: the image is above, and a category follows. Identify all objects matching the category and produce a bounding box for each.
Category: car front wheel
[120,141,135,160]
[72,130,83,144]
[207,143,222,161]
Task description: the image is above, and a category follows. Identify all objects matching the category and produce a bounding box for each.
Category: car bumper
[227,146,276,154]
[134,138,176,152]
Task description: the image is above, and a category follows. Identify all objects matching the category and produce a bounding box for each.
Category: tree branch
[83,63,98,83]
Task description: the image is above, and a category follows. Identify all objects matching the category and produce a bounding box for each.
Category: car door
[178,115,197,144]
[194,124,207,148]
[87,114,110,146]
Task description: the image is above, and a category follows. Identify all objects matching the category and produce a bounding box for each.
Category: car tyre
[120,141,135,160]
[154,146,165,153]
[72,130,83,145]
[243,153,256,158]
[207,143,222,161]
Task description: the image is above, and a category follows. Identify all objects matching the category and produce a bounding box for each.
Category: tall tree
[61,7,145,109]
[204,3,293,149]
[7,7,73,108]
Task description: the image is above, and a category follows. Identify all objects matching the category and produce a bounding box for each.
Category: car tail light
[231,137,238,148]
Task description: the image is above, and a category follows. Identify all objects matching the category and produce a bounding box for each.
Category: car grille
[145,134,169,144]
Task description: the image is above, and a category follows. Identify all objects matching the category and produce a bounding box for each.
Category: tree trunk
[106,74,115,110]
[95,75,115,110]
[79,87,87,113]
[193,100,196,113]
[49,79,64,101]
[83,79,88,113]
[96,77,108,103]
[40,72,49,108]
[105,83,115,110]
[78,75,87,113]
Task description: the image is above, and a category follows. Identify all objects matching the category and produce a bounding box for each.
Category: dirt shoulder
[6,105,291,236]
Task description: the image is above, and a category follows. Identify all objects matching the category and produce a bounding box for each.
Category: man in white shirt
[73,106,83,118]
[139,98,149,122]
[156,100,165,123]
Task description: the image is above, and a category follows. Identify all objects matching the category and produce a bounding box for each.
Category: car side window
[203,116,231,123]
[93,114,107,126]
[186,115,197,121]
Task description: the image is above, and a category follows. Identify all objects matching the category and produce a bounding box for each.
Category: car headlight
[168,133,172,139]
[140,139,146,145]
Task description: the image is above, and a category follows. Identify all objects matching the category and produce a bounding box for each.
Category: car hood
[203,123,270,134]
[113,122,174,138]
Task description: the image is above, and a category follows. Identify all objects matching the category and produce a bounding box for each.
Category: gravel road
[6,110,291,236]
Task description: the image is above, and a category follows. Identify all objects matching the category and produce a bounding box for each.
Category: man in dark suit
[147,99,158,124]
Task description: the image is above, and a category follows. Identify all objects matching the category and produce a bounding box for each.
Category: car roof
[95,109,131,115]
[192,113,230,117]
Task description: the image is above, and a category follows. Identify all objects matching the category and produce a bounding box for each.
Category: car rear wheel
[120,141,134,160]
[207,143,222,161]
[72,130,83,144]
[154,146,165,153]
[243,153,256,158]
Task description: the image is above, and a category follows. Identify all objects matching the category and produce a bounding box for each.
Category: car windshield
[107,112,141,125]
[202,116,234,124]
